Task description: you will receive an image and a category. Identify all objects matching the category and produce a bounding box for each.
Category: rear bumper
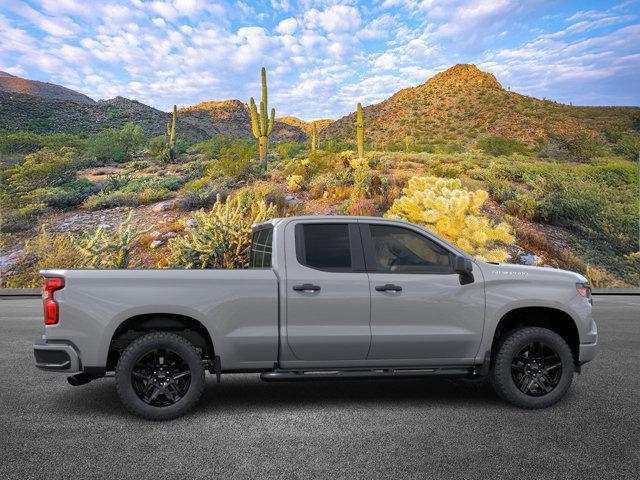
[33,340,81,373]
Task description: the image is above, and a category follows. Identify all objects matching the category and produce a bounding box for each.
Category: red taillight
[43,277,64,325]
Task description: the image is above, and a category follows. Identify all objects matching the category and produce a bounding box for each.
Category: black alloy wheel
[115,331,205,420]
[491,327,574,409]
[510,341,562,396]
[131,348,192,407]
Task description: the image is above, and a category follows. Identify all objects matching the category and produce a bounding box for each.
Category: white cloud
[305,5,361,33]
[276,17,298,35]
[152,17,166,28]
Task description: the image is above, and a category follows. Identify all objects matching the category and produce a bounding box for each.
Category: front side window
[297,223,356,271]
[250,227,273,268]
[369,225,451,273]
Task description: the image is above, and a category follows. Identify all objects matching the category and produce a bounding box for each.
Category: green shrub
[615,133,640,160]
[0,203,46,232]
[275,142,306,160]
[556,132,602,162]
[30,179,99,209]
[82,191,139,210]
[0,131,87,154]
[1,228,83,287]
[192,136,236,158]
[148,135,167,157]
[82,187,173,210]
[88,123,144,162]
[0,147,82,208]
[478,136,529,156]
[174,189,227,212]
[200,140,255,178]
[432,163,464,178]
[504,194,540,220]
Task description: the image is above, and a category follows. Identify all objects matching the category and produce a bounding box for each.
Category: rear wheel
[491,327,574,409]
[115,332,205,420]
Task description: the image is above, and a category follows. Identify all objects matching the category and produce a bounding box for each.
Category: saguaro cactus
[310,122,317,152]
[165,104,177,161]
[249,67,275,167]
[355,102,364,160]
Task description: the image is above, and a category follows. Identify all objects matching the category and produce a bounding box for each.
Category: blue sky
[0,0,638,120]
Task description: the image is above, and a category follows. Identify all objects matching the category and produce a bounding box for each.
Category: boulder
[520,254,542,266]
[152,200,174,212]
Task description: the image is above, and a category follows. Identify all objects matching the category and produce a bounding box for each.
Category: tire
[115,332,205,420]
[491,327,574,409]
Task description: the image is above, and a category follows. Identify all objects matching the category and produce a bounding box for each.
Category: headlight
[576,282,592,304]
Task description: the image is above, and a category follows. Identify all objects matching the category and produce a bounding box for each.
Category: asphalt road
[1,297,639,480]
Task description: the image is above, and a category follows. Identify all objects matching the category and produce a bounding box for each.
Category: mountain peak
[427,64,502,90]
[0,71,16,77]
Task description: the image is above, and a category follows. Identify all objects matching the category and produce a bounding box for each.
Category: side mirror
[453,256,474,285]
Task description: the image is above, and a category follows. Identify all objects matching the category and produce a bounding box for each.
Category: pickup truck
[34,216,597,420]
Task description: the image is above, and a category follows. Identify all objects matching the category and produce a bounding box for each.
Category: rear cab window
[250,226,273,268]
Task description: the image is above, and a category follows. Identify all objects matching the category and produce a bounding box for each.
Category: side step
[260,367,473,382]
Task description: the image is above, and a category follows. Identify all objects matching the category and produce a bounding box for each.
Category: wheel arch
[107,313,215,370]
[490,306,580,366]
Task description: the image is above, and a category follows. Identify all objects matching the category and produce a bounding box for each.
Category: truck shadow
[52,375,500,418]
[198,376,499,411]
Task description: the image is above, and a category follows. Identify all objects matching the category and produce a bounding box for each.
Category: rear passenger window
[250,227,273,268]
[296,224,357,271]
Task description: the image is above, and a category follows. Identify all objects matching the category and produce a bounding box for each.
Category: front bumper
[578,317,598,364]
[579,341,598,364]
[33,340,81,373]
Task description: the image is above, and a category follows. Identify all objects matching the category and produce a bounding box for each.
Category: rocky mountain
[321,64,640,148]
[276,116,334,135]
[0,77,305,143]
[0,71,94,104]
[179,100,306,142]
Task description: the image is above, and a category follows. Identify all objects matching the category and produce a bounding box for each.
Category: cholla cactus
[386,176,514,262]
[287,174,305,192]
[73,211,147,268]
[249,67,275,167]
[166,195,277,269]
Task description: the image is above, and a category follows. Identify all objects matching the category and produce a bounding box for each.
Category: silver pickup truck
[34,216,597,420]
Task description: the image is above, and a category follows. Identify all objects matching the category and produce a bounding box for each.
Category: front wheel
[115,332,205,420]
[491,327,574,409]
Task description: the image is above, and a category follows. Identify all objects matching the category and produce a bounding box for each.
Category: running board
[260,367,473,382]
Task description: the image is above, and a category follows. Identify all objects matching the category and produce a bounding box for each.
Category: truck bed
[41,269,279,371]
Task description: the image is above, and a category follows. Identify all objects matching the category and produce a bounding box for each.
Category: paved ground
[1,297,638,480]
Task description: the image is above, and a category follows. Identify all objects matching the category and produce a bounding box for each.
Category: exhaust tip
[67,373,93,387]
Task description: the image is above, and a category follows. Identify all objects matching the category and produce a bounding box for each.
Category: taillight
[43,277,64,325]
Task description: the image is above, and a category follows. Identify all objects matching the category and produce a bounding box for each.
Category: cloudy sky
[0,0,638,120]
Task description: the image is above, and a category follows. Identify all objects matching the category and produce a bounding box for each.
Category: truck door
[283,221,371,361]
[361,222,485,364]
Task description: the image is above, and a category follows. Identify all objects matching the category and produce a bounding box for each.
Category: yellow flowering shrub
[386,176,514,262]
[287,174,305,192]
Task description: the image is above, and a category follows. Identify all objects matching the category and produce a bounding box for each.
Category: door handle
[293,283,321,293]
[375,284,402,292]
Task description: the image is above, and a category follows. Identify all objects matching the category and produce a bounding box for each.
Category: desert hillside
[1,65,638,289]
[322,64,640,150]
[0,74,305,143]
[0,71,95,104]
